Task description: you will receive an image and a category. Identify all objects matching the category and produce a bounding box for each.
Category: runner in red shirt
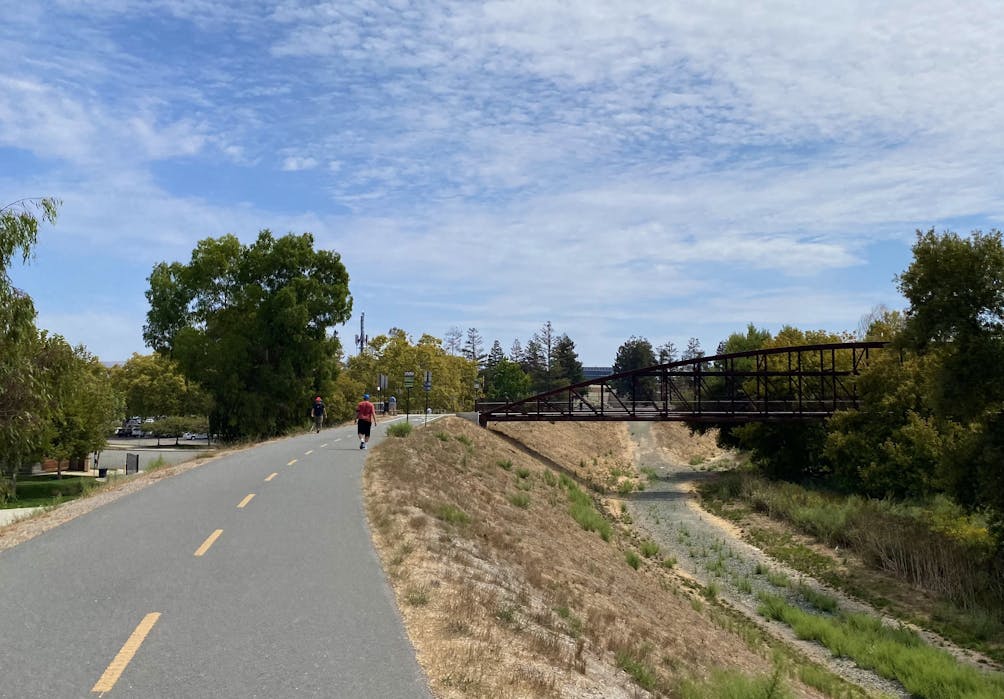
[356,393,377,449]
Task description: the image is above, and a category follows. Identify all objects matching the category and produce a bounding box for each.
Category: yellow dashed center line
[265,472,278,482]
[194,529,223,557]
[237,493,255,509]
[91,612,161,694]
[287,459,298,466]
[305,449,313,455]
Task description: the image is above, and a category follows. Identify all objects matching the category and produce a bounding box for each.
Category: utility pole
[355,312,368,355]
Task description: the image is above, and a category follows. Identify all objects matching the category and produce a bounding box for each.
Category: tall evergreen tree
[522,338,547,392]
[657,340,677,364]
[509,338,524,364]
[444,326,463,356]
[462,327,486,367]
[552,334,583,387]
[611,336,657,398]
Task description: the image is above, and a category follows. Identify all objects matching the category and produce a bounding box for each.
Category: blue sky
[4,2,1003,366]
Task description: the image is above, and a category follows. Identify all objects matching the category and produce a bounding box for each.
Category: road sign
[424,370,432,384]
[379,374,388,391]
[403,371,415,388]
[423,381,431,392]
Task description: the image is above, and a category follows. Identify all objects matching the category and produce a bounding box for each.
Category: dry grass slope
[364,417,827,698]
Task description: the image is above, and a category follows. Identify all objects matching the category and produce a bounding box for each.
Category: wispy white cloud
[2,1,1003,363]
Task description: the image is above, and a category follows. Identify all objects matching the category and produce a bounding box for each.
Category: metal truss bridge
[477,341,888,426]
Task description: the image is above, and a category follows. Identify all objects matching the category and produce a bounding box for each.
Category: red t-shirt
[356,400,376,422]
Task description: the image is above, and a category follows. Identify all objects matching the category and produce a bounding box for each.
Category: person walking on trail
[311,396,326,433]
[388,394,397,416]
[357,393,377,449]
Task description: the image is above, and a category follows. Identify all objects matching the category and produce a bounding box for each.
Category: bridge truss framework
[477,341,888,426]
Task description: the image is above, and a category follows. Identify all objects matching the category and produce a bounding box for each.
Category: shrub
[386,422,412,438]
[626,551,641,569]
[496,458,513,471]
[508,493,530,509]
[434,503,470,525]
[640,540,660,558]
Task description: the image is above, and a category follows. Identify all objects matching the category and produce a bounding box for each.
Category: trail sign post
[423,371,432,425]
[404,371,415,422]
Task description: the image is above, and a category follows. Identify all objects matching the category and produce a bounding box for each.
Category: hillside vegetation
[364,417,843,698]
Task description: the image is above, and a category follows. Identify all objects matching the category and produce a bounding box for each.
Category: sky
[3,1,1003,367]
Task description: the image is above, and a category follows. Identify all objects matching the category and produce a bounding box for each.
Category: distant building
[582,366,613,381]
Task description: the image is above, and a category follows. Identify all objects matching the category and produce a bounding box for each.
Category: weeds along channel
[365,417,864,699]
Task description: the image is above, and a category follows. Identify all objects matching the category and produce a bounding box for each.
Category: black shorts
[357,419,372,437]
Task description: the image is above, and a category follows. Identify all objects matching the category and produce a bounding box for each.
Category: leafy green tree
[486,358,532,401]
[552,334,583,387]
[896,229,1004,536]
[40,336,122,476]
[143,230,351,439]
[0,197,59,497]
[111,352,211,420]
[611,336,657,398]
[723,327,848,482]
[341,328,479,418]
[897,229,1004,421]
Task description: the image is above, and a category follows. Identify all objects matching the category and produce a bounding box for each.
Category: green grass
[434,431,450,441]
[433,503,470,525]
[680,667,793,699]
[3,475,94,508]
[796,583,839,614]
[640,539,660,558]
[614,646,659,691]
[765,569,791,588]
[563,480,612,541]
[386,422,413,438]
[757,594,1004,698]
[554,605,584,637]
[143,455,169,472]
[515,466,531,479]
[496,458,513,471]
[454,434,473,447]
[508,492,530,509]
[626,551,641,569]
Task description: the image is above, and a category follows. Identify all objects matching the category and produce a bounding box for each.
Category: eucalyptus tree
[144,230,351,439]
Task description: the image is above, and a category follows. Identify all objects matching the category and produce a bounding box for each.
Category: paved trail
[0,417,432,699]
[619,422,909,698]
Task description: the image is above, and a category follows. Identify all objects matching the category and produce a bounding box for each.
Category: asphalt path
[0,416,435,698]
